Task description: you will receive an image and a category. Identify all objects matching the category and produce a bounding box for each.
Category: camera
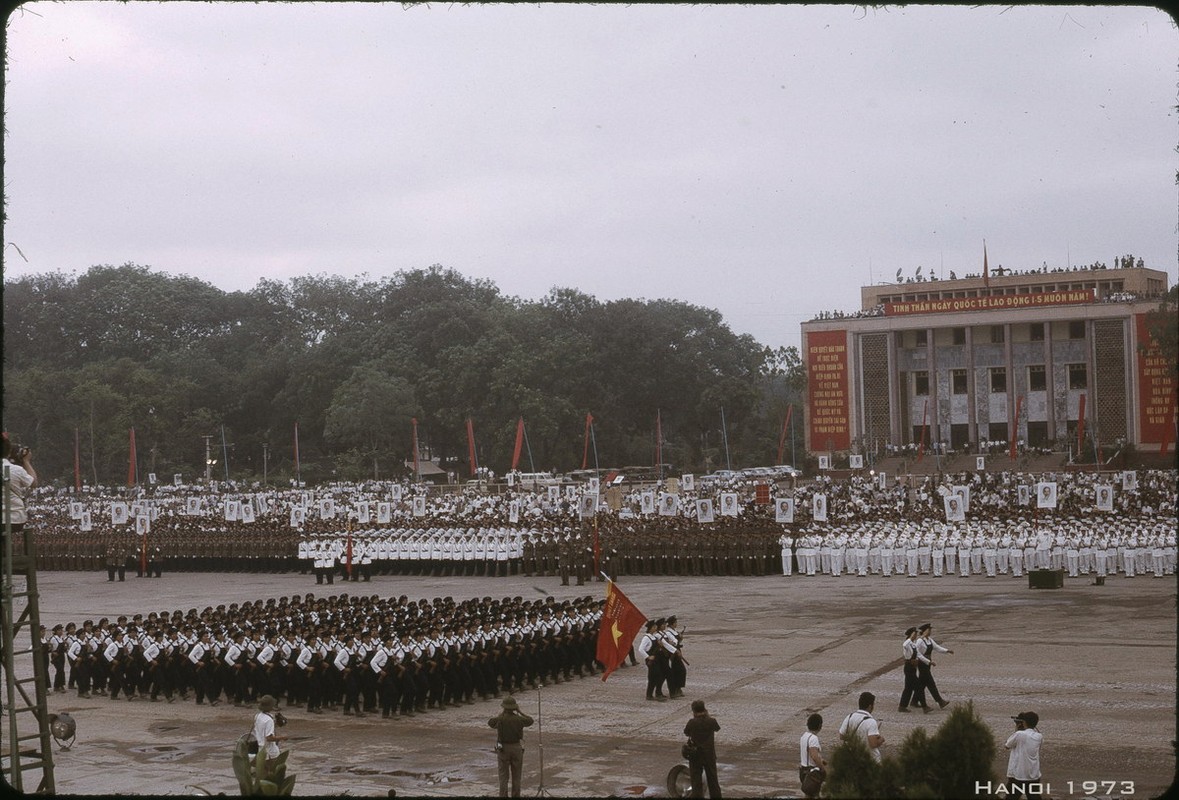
[274,711,288,728]
[14,445,30,460]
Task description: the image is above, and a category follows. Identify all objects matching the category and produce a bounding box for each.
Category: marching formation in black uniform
[42,592,608,718]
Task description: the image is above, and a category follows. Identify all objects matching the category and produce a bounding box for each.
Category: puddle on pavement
[130,743,204,762]
[321,765,463,784]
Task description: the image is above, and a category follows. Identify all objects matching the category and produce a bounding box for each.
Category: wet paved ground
[17,568,1177,797]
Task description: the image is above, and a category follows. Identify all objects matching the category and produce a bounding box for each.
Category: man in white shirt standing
[1,434,37,533]
[1004,711,1043,799]
[838,691,884,762]
[798,713,826,798]
[252,695,287,779]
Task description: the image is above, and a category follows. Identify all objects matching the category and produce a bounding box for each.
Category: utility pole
[262,443,270,486]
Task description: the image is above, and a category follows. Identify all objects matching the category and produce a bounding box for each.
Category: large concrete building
[801,264,1174,459]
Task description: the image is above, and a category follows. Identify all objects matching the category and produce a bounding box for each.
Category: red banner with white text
[807,330,850,451]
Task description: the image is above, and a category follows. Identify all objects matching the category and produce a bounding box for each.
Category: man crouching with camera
[488,695,534,797]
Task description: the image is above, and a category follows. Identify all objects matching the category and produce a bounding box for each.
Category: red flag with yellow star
[596,580,648,681]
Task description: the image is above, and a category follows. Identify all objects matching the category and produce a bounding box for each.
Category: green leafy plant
[827,701,995,798]
[232,734,297,796]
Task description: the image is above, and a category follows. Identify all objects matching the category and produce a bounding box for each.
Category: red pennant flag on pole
[467,418,478,476]
[777,405,794,464]
[916,400,928,463]
[511,418,525,471]
[74,427,82,493]
[127,427,137,488]
[1076,393,1087,458]
[411,418,420,479]
[582,412,594,470]
[293,421,301,482]
[983,240,990,288]
[596,579,648,681]
[1010,396,1023,460]
[345,522,353,579]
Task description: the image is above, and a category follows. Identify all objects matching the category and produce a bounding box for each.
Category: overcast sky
[4,3,1176,353]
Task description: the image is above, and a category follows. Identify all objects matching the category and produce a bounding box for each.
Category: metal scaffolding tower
[2,464,55,793]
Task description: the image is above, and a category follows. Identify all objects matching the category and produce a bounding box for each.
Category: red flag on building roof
[983,240,990,288]
[596,579,648,681]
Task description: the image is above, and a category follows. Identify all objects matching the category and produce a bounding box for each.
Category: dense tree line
[3,264,805,486]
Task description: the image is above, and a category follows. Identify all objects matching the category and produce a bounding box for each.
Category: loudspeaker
[1028,569,1064,589]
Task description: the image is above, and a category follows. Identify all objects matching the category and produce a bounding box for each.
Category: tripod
[534,681,552,796]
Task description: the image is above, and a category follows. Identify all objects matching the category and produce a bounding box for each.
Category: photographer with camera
[1004,711,1042,799]
[487,695,534,797]
[252,695,289,778]
[2,433,37,534]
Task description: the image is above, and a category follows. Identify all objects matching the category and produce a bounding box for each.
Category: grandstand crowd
[21,468,1177,580]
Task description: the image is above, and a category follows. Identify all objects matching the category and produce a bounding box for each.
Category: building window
[952,327,966,345]
[914,372,930,396]
[990,367,1007,393]
[915,330,927,347]
[988,422,1008,443]
[1068,320,1085,339]
[952,369,968,395]
[1028,365,1047,392]
[1068,363,1088,390]
[990,325,1005,344]
[1030,323,1045,342]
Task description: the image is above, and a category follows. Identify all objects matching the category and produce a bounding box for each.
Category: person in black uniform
[898,626,927,712]
[684,699,722,798]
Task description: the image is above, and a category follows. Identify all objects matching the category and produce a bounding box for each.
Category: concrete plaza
[20,566,1177,797]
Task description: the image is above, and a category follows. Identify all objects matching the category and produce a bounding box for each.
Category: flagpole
[522,422,536,474]
[127,427,137,489]
[294,421,301,487]
[720,407,731,471]
[412,417,420,483]
[74,427,82,493]
[655,410,662,480]
[220,425,230,482]
[590,418,599,473]
[534,681,551,797]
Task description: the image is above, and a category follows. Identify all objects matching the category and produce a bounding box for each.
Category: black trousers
[899,662,926,708]
[917,663,944,704]
[645,657,665,698]
[689,753,722,798]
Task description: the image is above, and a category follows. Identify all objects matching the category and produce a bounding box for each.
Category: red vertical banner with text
[807,330,851,452]
[1136,314,1177,453]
